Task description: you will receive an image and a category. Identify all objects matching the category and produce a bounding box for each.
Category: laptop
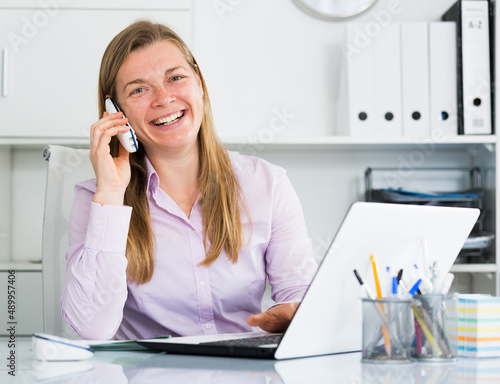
[138,202,479,359]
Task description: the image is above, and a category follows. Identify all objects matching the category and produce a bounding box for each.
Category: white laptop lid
[274,202,479,359]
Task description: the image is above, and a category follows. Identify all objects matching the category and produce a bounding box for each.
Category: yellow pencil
[371,254,383,298]
[412,305,442,356]
[371,254,392,357]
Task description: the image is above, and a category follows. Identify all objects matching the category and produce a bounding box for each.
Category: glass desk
[1,337,498,383]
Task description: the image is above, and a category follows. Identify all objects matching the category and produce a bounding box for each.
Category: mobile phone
[104,97,139,153]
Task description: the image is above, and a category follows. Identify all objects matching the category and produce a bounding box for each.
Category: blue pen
[392,276,399,297]
[407,279,422,298]
[385,266,392,297]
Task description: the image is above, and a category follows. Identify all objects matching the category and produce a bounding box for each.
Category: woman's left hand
[247,302,299,333]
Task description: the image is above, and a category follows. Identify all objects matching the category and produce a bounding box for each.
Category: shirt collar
[143,155,202,218]
[144,155,160,194]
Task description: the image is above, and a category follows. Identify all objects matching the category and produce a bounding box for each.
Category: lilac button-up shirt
[61,151,317,340]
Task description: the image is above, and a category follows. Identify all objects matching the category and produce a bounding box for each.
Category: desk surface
[1,337,498,383]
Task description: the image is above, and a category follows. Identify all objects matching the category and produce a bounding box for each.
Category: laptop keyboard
[199,334,283,347]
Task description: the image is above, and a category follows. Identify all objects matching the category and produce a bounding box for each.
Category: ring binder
[442,0,493,135]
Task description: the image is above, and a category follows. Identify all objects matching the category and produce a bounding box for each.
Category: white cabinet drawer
[0,270,43,335]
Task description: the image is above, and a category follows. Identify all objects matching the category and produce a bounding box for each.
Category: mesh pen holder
[362,298,414,363]
[411,294,458,361]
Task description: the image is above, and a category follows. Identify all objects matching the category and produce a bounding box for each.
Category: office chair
[42,145,93,338]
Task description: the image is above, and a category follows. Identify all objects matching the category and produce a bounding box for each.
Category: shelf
[222,135,497,151]
[0,137,90,148]
[0,262,42,271]
[450,264,498,273]
[0,135,496,150]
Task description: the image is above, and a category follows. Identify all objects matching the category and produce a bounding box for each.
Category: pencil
[412,304,442,356]
[419,302,451,356]
[370,254,391,357]
[414,315,423,354]
[371,255,383,299]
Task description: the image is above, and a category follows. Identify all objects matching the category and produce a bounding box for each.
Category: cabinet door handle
[2,48,7,98]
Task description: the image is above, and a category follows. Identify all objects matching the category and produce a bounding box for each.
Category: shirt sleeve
[265,171,318,306]
[61,182,132,340]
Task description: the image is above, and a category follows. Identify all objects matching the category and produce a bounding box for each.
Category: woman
[61,20,316,340]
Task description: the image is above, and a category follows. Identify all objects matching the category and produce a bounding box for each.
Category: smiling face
[114,41,204,156]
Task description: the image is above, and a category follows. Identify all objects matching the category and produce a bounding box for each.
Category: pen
[397,268,403,282]
[353,269,377,300]
[353,270,390,326]
[406,278,424,354]
[413,281,451,358]
[353,269,394,358]
[398,269,420,297]
[397,269,406,291]
[399,269,423,353]
[418,302,451,357]
[430,261,441,293]
[406,279,422,299]
[401,271,448,357]
[421,238,431,279]
[414,315,423,355]
[386,266,392,297]
[370,255,392,357]
[391,276,399,297]
[411,304,442,356]
[438,272,454,295]
[413,264,433,294]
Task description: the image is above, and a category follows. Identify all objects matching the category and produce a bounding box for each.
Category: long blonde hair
[98,20,246,284]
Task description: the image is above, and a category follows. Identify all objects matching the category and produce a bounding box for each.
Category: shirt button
[93,236,99,243]
[205,323,212,329]
[95,219,102,226]
[87,275,94,281]
[192,230,197,236]
[200,280,206,286]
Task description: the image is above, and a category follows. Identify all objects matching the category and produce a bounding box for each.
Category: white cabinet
[0,4,191,138]
[0,267,43,336]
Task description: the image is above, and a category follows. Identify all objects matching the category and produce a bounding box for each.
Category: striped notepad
[458,294,500,358]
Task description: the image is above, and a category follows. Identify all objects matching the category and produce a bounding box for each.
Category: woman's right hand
[89,111,133,206]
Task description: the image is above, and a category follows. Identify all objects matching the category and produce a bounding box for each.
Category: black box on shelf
[364,167,494,263]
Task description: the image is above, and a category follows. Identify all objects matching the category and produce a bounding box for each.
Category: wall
[191,0,457,137]
[5,0,480,266]
[190,0,472,261]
